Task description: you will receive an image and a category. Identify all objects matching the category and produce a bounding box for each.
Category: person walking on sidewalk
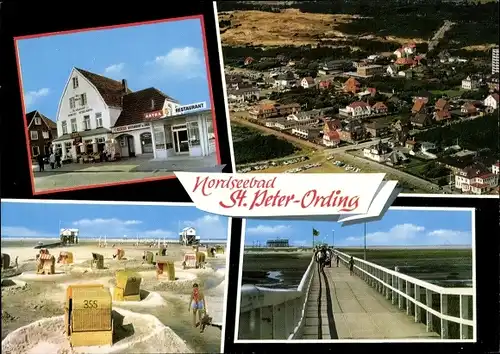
[49,152,56,169]
[349,256,355,276]
[36,153,45,172]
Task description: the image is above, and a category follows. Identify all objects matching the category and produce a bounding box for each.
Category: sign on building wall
[111,123,149,133]
[143,101,207,121]
[173,102,206,115]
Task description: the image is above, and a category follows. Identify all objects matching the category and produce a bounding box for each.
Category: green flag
[312,228,320,237]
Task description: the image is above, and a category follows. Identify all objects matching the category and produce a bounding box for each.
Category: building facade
[492,47,499,75]
[26,110,57,158]
[52,68,216,162]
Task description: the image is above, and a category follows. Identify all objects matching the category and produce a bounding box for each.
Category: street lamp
[364,222,367,261]
[332,229,335,248]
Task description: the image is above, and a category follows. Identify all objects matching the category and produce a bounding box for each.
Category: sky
[244,208,473,247]
[1,201,228,240]
[16,17,211,119]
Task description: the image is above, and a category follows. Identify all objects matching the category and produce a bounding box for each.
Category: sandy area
[219,9,423,46]
[1,240,227,353]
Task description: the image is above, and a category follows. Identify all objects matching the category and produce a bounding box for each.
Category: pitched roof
[344,77,360,86]
[325,119,342,131]
[412,98,426,113]
[302,77,315,84]
[487,93,500,102]
[372,102,387,110]
[435,110,451,120]
[395,57,415,65]
[76,68,133,108]
[461,102,478,113]
[435,98,449,111]
[411,113,430,124]
[26,110,57,129]
[113,88,178,127]
[325,130,340,141]
[349,101,370,109]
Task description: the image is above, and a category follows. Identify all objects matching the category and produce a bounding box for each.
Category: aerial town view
[16,17,218,194]
[1,200,228,353]
[219,1,499,195]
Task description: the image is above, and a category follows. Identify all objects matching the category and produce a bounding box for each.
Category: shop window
[187,121,201,146]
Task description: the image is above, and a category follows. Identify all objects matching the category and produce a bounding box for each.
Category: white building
[455,166,498,195]
[179,227,200,246]
[227,88,260,103]
[300,77,316,89]
[492,47,499,75]
[273,72,296,89]
[461,76,480,90]
[291,126,321,139]
[52,68,215,161]
[484,93,499,110]
[492,162,500,175]
[363,141,392,163]
[339,101,372,119]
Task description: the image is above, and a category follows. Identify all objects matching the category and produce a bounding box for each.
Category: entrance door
[127,136,136,157]
[173,129,189,154]
[140,133,153,154]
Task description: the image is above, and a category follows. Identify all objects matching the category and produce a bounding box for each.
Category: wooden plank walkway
[302,264,441,340]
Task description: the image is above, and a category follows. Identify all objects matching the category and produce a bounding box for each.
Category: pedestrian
[188,283,207,332]
[55,153,61,168]
[336,253,340,267]
[49,152,56,169]
[36,153,45,172]
[349,256,355,276]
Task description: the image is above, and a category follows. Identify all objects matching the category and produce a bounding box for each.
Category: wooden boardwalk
[302,264,441,340]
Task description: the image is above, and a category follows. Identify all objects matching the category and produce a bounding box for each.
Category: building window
[34,117,42,125]
[187,121,201,146]
[80,93,87,106]
[83,115,91,130]
[95,112,103,128]
[71,118,77,132]
[32,146,40,157]
[69,97,75,109]
[62,121,68,134]
[96,137,105,143]
[42,131,49,139]
[72,77,79,89]
[64,142,72,154]
[30,130,38,140]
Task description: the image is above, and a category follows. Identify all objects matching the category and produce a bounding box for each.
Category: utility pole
[332,229,335,248]
[364,222,367,261]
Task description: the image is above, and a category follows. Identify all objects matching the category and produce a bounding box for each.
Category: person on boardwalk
[188,283,207,332]
[336,253,340,267]
[349,256,355,275]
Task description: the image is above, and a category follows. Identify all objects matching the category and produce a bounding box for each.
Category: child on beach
[188,283,208,332]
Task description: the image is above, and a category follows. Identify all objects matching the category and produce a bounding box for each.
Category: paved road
[302,265,439,340]
[428,20,455,52]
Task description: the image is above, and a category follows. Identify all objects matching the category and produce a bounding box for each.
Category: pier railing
[238,255,316,340]
[334,250,475,340]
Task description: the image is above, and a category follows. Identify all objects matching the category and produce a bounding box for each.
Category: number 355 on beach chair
[65,284,113,347]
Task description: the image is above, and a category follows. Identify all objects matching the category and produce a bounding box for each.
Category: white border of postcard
[1,198,232,354]
[232,207,477,344]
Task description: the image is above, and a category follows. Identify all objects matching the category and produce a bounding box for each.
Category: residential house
[323,130,341,147]
[244,57,255,66]
[484,93,499,110]
[288,109,323,121]
[411,98,427,114]
[405,139,417,150]
[357,87,377,99]
[227,87,260,103]
[274,118,311,131]
[395,57,416,67]
[249,103,300,120]
[371,102,388,115]
[487,77,499,92]
[364,120,389,138]
[492,161,499,174]
[300,77,316,89]
[393,42,416,58]
[225,75,244,90]
[292,126,322,139]
[435,98,450,112]
[434,110,452,122]
[412,91,432,103]
[363,141,393,163]
[317,60,346,75]
[318,80,332,90]
[398,70,413,79]
[461,75,480,90]
[324,119,342,133]
[410,113,432,128]
[339,101,372,119]
[357,65,384,77]
[26,110,57,158]
[339,120,365,142]
[386,64,398,77]
[455,164,499,195]
[343,77,361,94]
[461,102,479,116]
[273,72,296,89]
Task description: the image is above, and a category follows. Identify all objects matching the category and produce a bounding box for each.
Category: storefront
[143,102,216,160]
[110,122,152,158]
[52,129,111,162]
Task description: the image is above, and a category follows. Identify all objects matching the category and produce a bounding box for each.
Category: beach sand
[1,239,227,353]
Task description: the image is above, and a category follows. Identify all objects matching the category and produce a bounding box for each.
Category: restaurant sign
[112,122,149,133]
[143,101,207,121]
[143,110,164,121]
[174,102,206,115]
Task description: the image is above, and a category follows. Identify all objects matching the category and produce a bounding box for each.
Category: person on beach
[188,283,207,332]
[349,256,355,275]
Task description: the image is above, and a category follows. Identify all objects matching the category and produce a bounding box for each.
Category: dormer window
[72,77,79,89]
